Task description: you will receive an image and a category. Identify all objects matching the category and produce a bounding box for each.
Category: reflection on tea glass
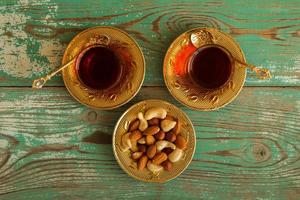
[76,45,123,90]
[188,45,232,89]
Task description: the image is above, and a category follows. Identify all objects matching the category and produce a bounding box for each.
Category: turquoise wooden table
[0,0,299,199]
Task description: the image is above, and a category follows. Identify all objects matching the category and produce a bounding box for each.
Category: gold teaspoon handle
[32,58,76,89]
[234,59,271,80]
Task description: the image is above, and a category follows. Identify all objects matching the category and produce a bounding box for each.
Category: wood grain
[0,0,299,87]
[0,86,299,199]
[0,0,299,199]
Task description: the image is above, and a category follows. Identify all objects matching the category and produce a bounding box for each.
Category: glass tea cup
[33,26,145,110]
[163,28,271,111]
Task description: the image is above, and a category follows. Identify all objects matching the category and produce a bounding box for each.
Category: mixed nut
[120,107,187,174]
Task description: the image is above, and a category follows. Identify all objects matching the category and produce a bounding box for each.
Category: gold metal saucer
[113,99,196,183]
[62,26,145,109]
[163,28,247,111]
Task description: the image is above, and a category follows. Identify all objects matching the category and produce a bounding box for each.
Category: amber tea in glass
[188,45,232,89]
[75,45,123,90]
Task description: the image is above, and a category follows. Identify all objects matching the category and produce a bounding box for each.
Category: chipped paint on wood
[0,0,64,79]
[0,0,299,86]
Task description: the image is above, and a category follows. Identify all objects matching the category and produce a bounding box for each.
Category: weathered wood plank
[0,0,299,87]
[0,86,299,199]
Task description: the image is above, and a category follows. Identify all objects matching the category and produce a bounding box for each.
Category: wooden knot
[244,142,271,163]
[252,143,271,162]
[87,110,98,123]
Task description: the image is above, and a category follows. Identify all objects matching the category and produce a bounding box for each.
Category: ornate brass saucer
[113,99,196,183]
[163,28,270,111]
[62,26,145,109]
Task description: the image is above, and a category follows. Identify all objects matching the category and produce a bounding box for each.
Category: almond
[155,131,165,140]
[129,119,140,131]
[146,135,156,145]
[131,152,143,160]
[138,155,148,170]
[161,160,173,171]
[146,144,157,159]
[166,132,176,142]
[152,152,168,165]
[148,118,160,126]
[175,135,187,149]
[129,130,143,141]
[138,144,147,153]
[143,126,160,136]
[171,120,180,135]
